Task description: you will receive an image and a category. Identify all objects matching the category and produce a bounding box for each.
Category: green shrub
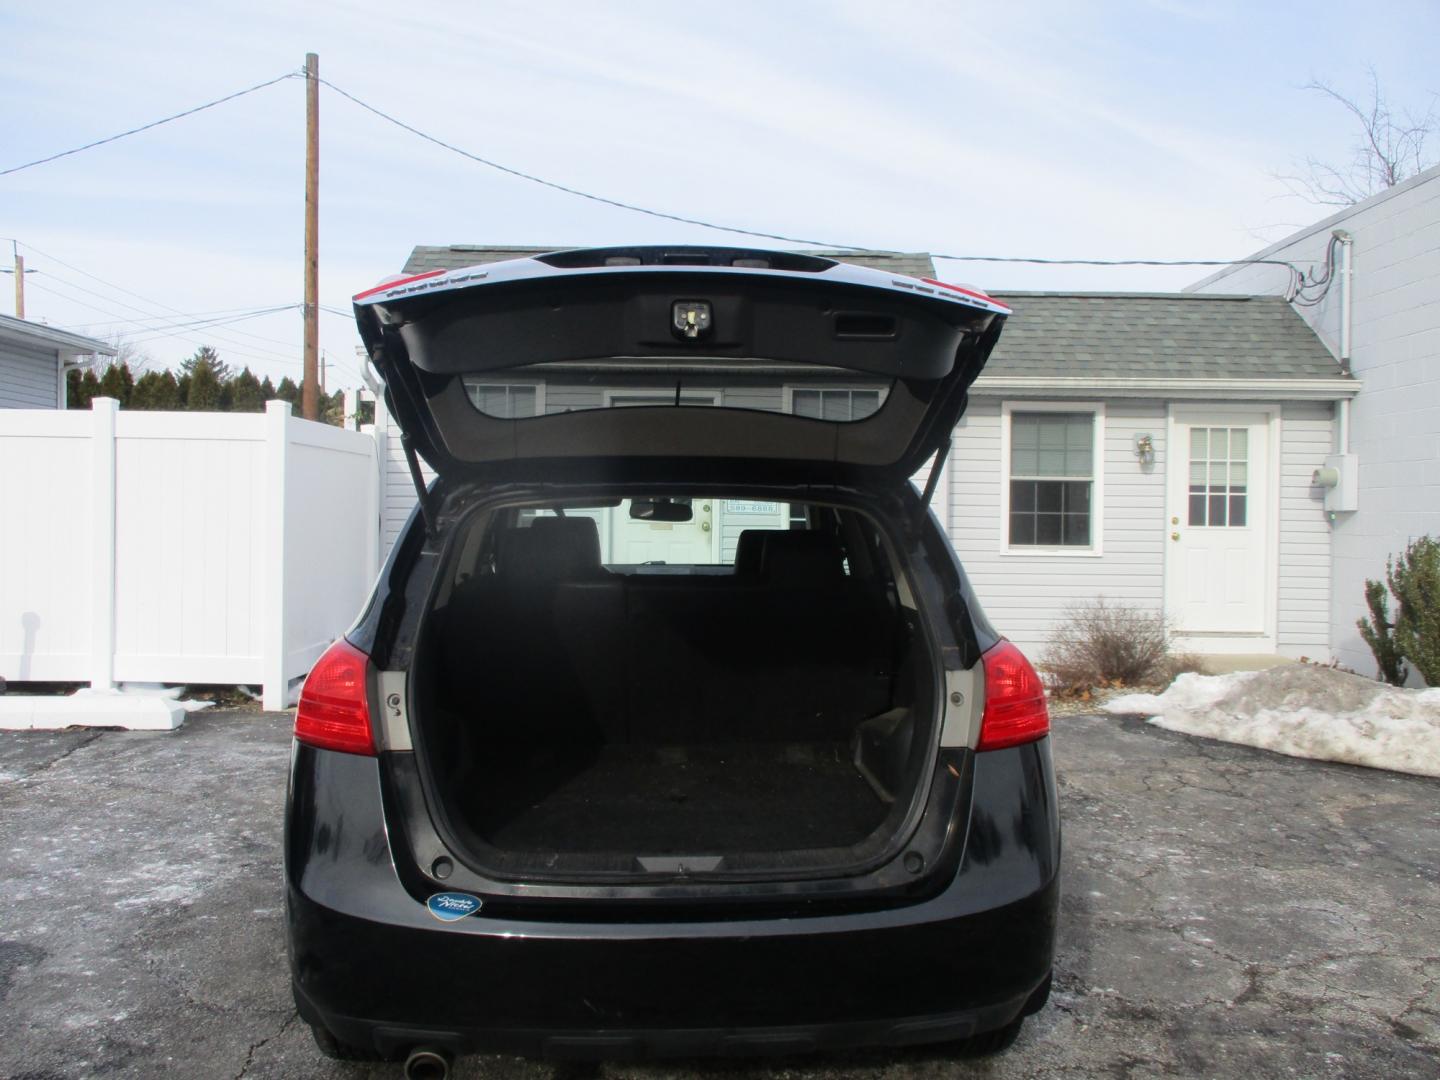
[1357,578,1407,686]
[1390,537,1440,685]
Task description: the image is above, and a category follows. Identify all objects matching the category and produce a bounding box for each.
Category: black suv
[285,246,1058,1077]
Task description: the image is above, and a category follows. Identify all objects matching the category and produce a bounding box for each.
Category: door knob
[1171,532,1180,541]
[701,522,712,532]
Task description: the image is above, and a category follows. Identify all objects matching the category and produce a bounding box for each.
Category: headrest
[734,529,770,576]
[758,530,847,586]
[497,516,603,579]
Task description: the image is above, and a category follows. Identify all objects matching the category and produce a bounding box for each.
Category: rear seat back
[441,524,899,747]
[443,520,627,744]
[623,530,895,743]
[497,516,606,579]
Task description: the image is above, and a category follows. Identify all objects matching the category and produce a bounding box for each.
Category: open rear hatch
[355,245,1009,494]
[358,246,1009,889]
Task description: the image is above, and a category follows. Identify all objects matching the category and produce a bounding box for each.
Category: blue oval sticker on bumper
[427,891,482,922]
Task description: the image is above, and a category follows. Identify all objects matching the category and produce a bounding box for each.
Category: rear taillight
[976,639,1050,752]
[294,638,375,755]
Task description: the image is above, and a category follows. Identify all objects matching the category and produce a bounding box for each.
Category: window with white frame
[1187,426,1248,527]
[790,388,883,421]
[1007,411,1096,547]
[464,382,539,418]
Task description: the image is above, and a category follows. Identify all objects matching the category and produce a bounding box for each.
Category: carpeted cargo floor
[461,741,888,855]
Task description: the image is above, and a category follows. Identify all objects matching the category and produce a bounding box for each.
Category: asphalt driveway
[1,710,1436,1079]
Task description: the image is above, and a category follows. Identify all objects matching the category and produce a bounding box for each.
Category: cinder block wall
[1189,165,1440,675]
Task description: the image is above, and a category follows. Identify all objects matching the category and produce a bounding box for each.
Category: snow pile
[1103,665,1440,777]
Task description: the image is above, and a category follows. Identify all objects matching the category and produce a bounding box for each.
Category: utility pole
[7,243,27,319]
[302,51,320,421]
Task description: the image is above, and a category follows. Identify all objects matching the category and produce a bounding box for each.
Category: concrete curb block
[0,689,199,731]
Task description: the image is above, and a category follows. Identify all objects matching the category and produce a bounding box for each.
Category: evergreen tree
[130,370,182,410]
[180,345,231,384]
[228,367,266,412]
[185,357,223,411]
[275,376,301,406]
[97,360,134,406]
[260,375,277,401]
[67,368,102,409]
[153,370,182,410]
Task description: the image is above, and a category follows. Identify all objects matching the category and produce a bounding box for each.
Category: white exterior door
[609,498,719,563]
[602,392,721,564]
[1165,409,1274,640]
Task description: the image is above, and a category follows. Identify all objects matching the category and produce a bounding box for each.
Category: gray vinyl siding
[720,386,784,411]
[947,396,1335,660]
[379,419,433,553]
[543,384,605,412]
[0,340,60,408]
[1276,402,1335,658]
[947,398,1167,659]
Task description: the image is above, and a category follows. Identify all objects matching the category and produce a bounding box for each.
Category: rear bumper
[284,741,1060,1058]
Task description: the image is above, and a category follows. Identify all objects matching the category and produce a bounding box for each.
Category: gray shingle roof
[987,292,1349,381]
[396,248,1348,383]
[403,245,937,279]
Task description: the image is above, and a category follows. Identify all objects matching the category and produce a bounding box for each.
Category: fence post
[89,398,118,690]
[261,401,291,711]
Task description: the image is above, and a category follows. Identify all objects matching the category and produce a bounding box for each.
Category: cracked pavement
[1,710,1436,1078]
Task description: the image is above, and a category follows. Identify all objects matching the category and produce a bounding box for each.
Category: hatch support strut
[914,437,950,529]
[400,432,435,537]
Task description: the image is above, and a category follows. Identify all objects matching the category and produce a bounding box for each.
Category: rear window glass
[513,499,801,568]
[461,362,891,422]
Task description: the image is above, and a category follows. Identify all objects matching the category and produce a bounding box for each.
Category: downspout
[1334,229,1353,454]
[1335,229,1353,376]
[60,351,102,408]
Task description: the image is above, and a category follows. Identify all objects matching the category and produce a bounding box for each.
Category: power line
[124,306,304,345]
[25,279,303,369]
[17,241,314,357]
[17,238,366,380]
[6,66,1333,332]
[19,240,215,315]
[63,303,299,330]
[317,76,1312,286]
[316,77,864,253]
[30,272,302,360]
[0,72,299,177]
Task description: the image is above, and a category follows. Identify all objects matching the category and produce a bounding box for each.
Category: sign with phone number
[725,501,781,515]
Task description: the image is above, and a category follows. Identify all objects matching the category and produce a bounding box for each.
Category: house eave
[970,375,1359,401]
[0,314,117,361]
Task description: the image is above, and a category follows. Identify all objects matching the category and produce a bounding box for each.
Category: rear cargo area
[410,508,937,875]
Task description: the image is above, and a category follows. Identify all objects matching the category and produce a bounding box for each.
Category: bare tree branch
[1278,68,1438,206]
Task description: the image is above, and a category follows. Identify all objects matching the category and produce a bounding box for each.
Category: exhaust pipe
[404,1045,452,1080]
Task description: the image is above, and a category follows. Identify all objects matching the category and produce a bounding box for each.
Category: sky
[2,0,1436,388]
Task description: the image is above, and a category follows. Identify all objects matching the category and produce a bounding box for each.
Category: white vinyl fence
[0,399,379,709]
